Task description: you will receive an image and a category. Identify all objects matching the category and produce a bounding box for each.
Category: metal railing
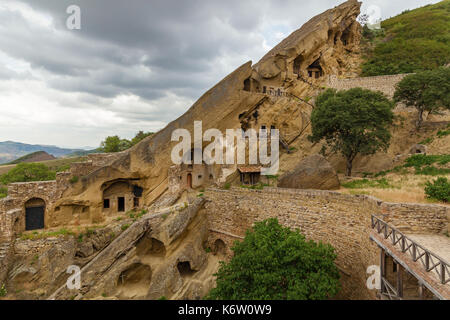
[371,215,450,285]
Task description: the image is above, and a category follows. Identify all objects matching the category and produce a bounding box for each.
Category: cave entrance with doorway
[187,173,192,189]
[25,198,45,231]
[118,197,125,212]
[307,58,323,79]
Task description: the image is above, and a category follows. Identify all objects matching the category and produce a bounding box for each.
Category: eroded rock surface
[278,154,340,190]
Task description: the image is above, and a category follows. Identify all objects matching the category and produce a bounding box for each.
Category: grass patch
[20,228,75,240]
[69,176,79,184]
[437,124,450,138]
[404,154,450,176]
[240,183,269,190]
[342,178,391,189]
[419,137,434,145]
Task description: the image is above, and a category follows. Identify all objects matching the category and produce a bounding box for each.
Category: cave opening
[341,27,351,46]
[177,261,196,278]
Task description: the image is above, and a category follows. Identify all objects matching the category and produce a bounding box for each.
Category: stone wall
[204,187,449,300]
[326,74,409,98]
[0,180,65,241]
[87,153,124,167]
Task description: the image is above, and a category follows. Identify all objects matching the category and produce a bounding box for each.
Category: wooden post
[397,263,403,298]
[418,282,424,299]
[380,249,386,294]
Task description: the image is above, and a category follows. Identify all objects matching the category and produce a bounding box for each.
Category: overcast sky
[0,0,440,149]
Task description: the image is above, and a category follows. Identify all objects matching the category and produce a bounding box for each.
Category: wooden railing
[371,215,450,285]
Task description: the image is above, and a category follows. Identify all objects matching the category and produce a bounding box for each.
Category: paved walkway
[408,234,450,263]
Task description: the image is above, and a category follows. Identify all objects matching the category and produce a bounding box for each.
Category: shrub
[0,163,56,185]
[425,177,450,203]
[0,187,7,199]
[69,176,79,184]
[0,284,7,297]
[206,218,340,300]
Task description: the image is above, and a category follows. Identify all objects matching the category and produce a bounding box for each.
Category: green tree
[100,131,153,153]
[100,135,132,153]
[207,218,340,300]
[394,68,450,128]
[130,131,153,146]
[309,88,395,176]
[0,163,56,185]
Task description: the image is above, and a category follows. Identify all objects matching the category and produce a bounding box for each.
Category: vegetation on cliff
[100,130,153,153]
[361,0,450,76]
[309,88,395,176]
[207,218,340,300]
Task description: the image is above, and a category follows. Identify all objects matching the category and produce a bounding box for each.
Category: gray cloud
[0,0,440,147]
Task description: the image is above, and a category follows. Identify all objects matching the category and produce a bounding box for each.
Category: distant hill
[7,151,56,164]
[65,148,102,157]
[0,141,85,164]
[361,0,450,76]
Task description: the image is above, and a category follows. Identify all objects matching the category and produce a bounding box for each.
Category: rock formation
[278,154,340,190]
[45,0,362,226]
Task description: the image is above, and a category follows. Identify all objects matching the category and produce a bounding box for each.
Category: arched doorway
[25,198,45,231]
[187,173,192,189]
[213,239,227,257]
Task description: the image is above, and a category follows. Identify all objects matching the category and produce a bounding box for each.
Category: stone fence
[326,74,410,98]
[204,187,449,299]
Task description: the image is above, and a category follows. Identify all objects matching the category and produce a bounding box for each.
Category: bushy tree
[100,131,153,153]
[207,218,340,300]
[0,163,56,185]
[130,131,153,146]
[425,177,450,203]
[394,68,450,128]
[309,88,395,176]
[100,135,132,153]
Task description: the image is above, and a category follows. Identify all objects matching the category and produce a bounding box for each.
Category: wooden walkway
[370,215,450,300]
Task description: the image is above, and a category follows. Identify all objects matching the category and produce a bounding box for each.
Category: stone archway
[25,198,45,231]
